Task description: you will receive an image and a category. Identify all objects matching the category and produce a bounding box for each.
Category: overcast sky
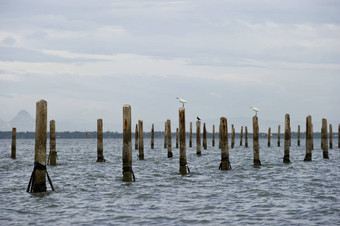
[0,0,339,132]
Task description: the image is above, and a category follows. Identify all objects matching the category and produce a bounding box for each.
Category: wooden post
[138,120,144,160]
[321,118,329,159]
[231,124,235,148]
[96,119,105,162]
[283,114,290,163]
[135,124,138,150]
[253,116,261,166]
[167,119,173,158]
[189,122,192,147]
[212,125,215,147]
[203,123,207,150]
[164,122,167,149]
[220,117,231,170]
[27,100,48,192]
[48,120,57,165]
[245,126,248,148]
[338,124,340,148]
[176,128,179,149]
[329,124,332,149]
[122,104,134,182]
[277,125,281,147]
[179,108,188,175]
[240,126,243,146]
[151,124,154,149]
[304,115,312,161]
[196,120,201,155]
[267,127,271,147]
[219,124,221,149]
[297,125,301,146]
[289,123,291,147]
[11,128,16,159]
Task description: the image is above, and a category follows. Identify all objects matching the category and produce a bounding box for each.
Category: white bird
[176,97,187,108]
[250,107,260,116]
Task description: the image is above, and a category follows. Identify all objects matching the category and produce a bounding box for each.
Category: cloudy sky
[0,0,339,132]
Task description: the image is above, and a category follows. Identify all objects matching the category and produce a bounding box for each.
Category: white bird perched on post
[176,97,187,108]
[250,107,260,116]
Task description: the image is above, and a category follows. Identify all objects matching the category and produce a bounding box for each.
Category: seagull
[197,116,201,121]
[250,107,260,116]
[176,97,187,108]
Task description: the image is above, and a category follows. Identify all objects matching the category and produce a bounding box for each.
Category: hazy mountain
[9,110,34,131]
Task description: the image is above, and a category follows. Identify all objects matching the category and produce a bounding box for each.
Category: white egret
[250,107,260,116]
[176,97,187,108]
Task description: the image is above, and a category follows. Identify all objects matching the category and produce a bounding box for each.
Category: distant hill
[0,110,34,132]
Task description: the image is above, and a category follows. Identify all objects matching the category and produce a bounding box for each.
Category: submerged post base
[304,153,312,161]
[283,155,290,164]
[253,159,261,166]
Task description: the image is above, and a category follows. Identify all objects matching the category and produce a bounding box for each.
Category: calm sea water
[0,138,339,225]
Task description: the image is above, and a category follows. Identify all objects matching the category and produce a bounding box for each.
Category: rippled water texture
[0,138,339,225]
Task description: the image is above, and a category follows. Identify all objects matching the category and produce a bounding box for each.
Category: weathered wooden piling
[277,125,281,147]
[231,124,235,148]
[240,126,243,146]
[219,124,221,149]
[135,124,138,150]
[283,114,290,163]
[96,119,105,162]
[245,126,248,148]
[297,125,301,146]
[304,115,312,161]
[27,100,54,192]
[203,123,207,150]
[321,118,329,159]
[189,122,192,147]
[176,128,179,149]
[338,124,340,148]
[220,117,231,170]
[11,128,16,159]
[48,120,57,165]
[167,119,173,158]
[267,127,271,147]
[212,125,215,147]
[164,122,167,149]
[196,120,201,155]
[252,116,261,166]
[179,108,188,175]
[151,124,154,149]
[329,124,332,149]
[122,104,134,182]
[138,120,144,160]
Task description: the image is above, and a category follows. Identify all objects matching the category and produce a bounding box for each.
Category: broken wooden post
[253,116,261,166]
[96,119,105,162]
[267,127,271,147]
[189,122,192,147]
[231,124,235,148]
[338,124,340,148]
[179,108,189,175]
[304,115,312,161]
[283,114,290,163]
[203,123,207,150]
[176,128,179,149]
[212,125,215,147]
[167,119,173,158]
[219,124,221,149]
[240,126,243,146]
[122,104,135,182]
[219,117,231,170]
[321,118,329,159]
[329,124,332,149]
[11,128,16,159]
[48,120,57,165]
[151,124,154,149]
[245,126,248,148]
[135,124,138,150]
[138,120,144,160]
[277,125,281,147]
[297,125,301,146]
[27,100,54,192]
[196,120,201,155]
